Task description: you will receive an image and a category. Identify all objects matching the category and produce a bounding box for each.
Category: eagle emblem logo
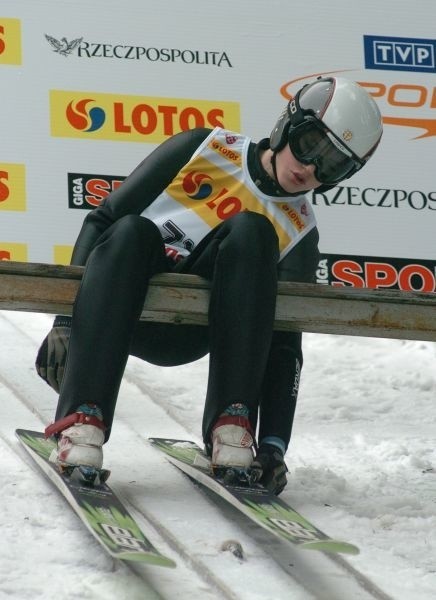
[45,34,83,56]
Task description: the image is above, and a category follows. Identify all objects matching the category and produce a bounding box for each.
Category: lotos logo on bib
[182,171,213,200]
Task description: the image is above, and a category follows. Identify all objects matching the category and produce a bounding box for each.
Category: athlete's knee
[234,212,277,241]
[108,215,163,252]
[114,214,160,239]
[89,215,165,273]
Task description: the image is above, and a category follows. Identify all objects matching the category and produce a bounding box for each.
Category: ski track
[1,310,432,599]
[123,367,396,600]
[0,312,227,600]
[0,376,165,600]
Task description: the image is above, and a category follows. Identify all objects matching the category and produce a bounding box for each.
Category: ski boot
[45,403,109,485]
[251,442,288,495]
[211,403,255,486]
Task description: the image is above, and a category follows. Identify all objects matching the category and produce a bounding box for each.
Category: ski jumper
[55,127,321,450]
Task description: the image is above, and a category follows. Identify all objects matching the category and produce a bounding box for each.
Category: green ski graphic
[150,437,359,556]
[16,429,176,567]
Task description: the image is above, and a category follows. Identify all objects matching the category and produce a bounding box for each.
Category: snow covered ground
[0,309,435,600]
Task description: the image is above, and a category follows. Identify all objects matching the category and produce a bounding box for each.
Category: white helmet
[270,77,383,186]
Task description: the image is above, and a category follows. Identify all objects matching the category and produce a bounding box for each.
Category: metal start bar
[0,261,436,341]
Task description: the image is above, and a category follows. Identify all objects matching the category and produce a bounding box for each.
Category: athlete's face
[274,144,322,194]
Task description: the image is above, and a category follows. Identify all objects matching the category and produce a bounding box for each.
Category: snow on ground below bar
[0,310,435,600]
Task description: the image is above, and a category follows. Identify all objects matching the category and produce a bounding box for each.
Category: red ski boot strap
[212,415,255,439]
[45,412,105,438]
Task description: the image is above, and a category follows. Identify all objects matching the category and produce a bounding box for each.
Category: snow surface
[0,309,435,600]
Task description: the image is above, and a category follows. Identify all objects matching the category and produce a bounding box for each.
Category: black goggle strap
[286,96,306,128]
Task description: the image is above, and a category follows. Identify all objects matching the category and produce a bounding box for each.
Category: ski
[16,429,176,567]
[150,437,359,556]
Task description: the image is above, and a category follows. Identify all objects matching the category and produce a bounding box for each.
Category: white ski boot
[45,404,105,470]
[211,403,255,471]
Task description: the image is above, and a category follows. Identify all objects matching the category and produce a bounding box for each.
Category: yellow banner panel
[50,90,240,143]
[0,18,21,65]
[0,163,26,211]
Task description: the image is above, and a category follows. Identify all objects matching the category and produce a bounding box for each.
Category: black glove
[35,315,72,393]
[251,443,288,495]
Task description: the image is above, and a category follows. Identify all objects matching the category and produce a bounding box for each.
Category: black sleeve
[277,226,320,283]
[258,226,321,449]
[70,128,213,266]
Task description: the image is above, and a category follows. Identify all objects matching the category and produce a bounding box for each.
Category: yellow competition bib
[141,128,316,260]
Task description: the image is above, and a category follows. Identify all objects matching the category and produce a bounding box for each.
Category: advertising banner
[1,0,435,290]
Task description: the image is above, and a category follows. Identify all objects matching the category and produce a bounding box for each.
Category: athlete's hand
[35,316,72,393]
[250,443,288,495]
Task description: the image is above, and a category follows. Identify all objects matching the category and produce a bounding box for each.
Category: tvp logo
[364,35,436,73]
[0,18,21,65]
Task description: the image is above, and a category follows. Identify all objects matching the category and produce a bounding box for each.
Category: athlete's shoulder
[173,127,214,145]
[190,127,215,140]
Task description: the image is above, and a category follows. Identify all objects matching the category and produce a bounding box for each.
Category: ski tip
[16,428,34,435]
[301,539,360,555]
[15,428,44,438]
[160,557,177,569]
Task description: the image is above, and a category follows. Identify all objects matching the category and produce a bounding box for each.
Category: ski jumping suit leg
[179,211,280,444]
[55,215,171,438]
[55,211,279,445]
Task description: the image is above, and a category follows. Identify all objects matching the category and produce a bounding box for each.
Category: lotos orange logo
[66,99,106,132]
[280,204,305,232]
[0,163,26,211]
[280,71,436,139]
[0,243,27,261]
[181,170,246,220]
[209,140,242,165]
[51,90,240,143]
[0,18,21,64]
[182,172,213,200]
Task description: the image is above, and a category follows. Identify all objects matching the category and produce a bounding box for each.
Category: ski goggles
[287,118,365,185]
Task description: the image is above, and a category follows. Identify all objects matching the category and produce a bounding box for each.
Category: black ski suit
[54,128,320,450]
